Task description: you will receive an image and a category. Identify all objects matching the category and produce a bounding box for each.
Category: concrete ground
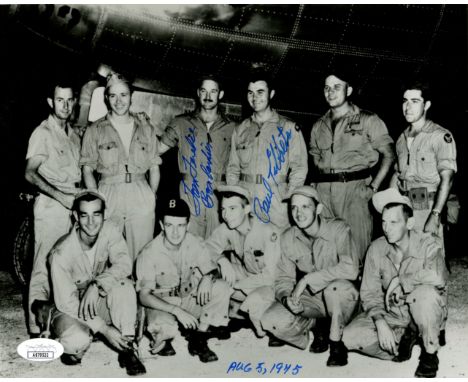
[1,258,467,378]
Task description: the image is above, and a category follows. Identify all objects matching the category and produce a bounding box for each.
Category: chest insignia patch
[271,232,278,242]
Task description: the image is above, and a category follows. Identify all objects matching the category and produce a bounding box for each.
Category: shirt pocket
[133,138,151,170]
[343,123,365,150]
[415,149,438,180]
[98,141,119,168]
[236,142,254,166]
[54,145,71,168]
[154,270,179,290]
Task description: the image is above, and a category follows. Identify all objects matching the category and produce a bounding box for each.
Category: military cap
[283,185,320,203]
[216,184,251,203]
[106,72,130,89]
[372,188,413,214]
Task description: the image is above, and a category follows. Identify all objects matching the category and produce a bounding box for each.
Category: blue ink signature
[253,125,292,223]
[226,361,302,376]
[181,127,214,215]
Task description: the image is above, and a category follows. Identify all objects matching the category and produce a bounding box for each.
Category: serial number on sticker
[226,361,302,375]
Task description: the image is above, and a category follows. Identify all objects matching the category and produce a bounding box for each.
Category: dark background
[1,4,467,276]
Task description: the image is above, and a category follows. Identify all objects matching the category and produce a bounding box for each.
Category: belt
[402,187,436,210]
[151,287,179,298]
[99,173,146,185]
[314,167,373,183]
[240,173,287,184]
[182,173,226,182]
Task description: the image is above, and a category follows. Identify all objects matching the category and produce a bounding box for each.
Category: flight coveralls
[136,233,232,345]
[205,216,281,325]
[161,112,236,239]
[395,120,457,233]
[342,231,448,359]
[310,104,394,259]
[261,218,360,349]
[26,115,81,334]
[81,113,161,262]
[49,221,136,358]
[226,110,308,232]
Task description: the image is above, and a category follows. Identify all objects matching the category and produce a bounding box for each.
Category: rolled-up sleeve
[366,114,394,150]
[80,124,99,170]
[434,131,457,173]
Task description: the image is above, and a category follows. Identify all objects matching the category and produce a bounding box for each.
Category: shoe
[206,325,231,340]
[158,340,176,356]
[326,340,348,367]
[309,318,330,353]
[187,331,218,363]
[439,330,446,347]
[227,318,250,333]
[393,326,419,362]
[415,350,439,378]
[61,354,82,366]
[267,335,285,347]
[118,342,146,376]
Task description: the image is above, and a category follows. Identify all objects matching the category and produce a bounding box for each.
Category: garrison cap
[372,188,413,214]
[216,184,251,203]
[161,198,191,219]
[106,72,130,89]
[283,185,320,203]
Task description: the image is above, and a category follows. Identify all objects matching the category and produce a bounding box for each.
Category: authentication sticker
[444,133,453,143]
[17,338,64,362]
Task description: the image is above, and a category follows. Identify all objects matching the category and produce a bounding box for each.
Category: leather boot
[393,325,419,362]
[326,340,348,367]
[157,340,176,356]
[309,318,330,353]
[415,350,439,378]
[61,354,82,366]
[118,341,146,376]
[187,331,218,363]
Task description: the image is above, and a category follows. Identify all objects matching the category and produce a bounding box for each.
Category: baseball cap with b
[372,188,413,214]
[161,198,191,219]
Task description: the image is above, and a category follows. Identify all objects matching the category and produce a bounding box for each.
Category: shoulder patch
[294,124,301,132]
[444,133,453,143]
[271,232,278,242]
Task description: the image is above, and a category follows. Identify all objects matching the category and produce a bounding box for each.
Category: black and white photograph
[1,3,467,378]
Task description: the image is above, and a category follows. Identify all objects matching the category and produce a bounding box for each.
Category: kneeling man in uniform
[136,198,232,363]
[342,188,448,378]
[49,190,145,375]
[261,186,360,366]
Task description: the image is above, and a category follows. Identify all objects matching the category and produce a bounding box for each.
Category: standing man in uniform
[136,198,232,363]
[205,185,281,338]
[25,79,81,337]
[226,69,308,232]
[261,186,360,366]
[158,75,236,239]
[343,188,448,378]
[309,72,394,259]
[391,80,457,235]
[81,73,161,263]
[49,190,146,375]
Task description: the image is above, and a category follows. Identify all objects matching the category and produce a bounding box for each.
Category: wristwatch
[431,209,441,217]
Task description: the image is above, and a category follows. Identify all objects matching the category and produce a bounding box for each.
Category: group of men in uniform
[24,67,456,377]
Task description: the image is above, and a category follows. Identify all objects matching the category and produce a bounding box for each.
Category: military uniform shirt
[136,233,216,294]
[49,221,132,333]
[361,230,448,320]
[310,104,394,172]
[395,120,457,192]
[26,115,81,193]
[80,113,162,176]
[205,217,281,292]
[275,218,360,301]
